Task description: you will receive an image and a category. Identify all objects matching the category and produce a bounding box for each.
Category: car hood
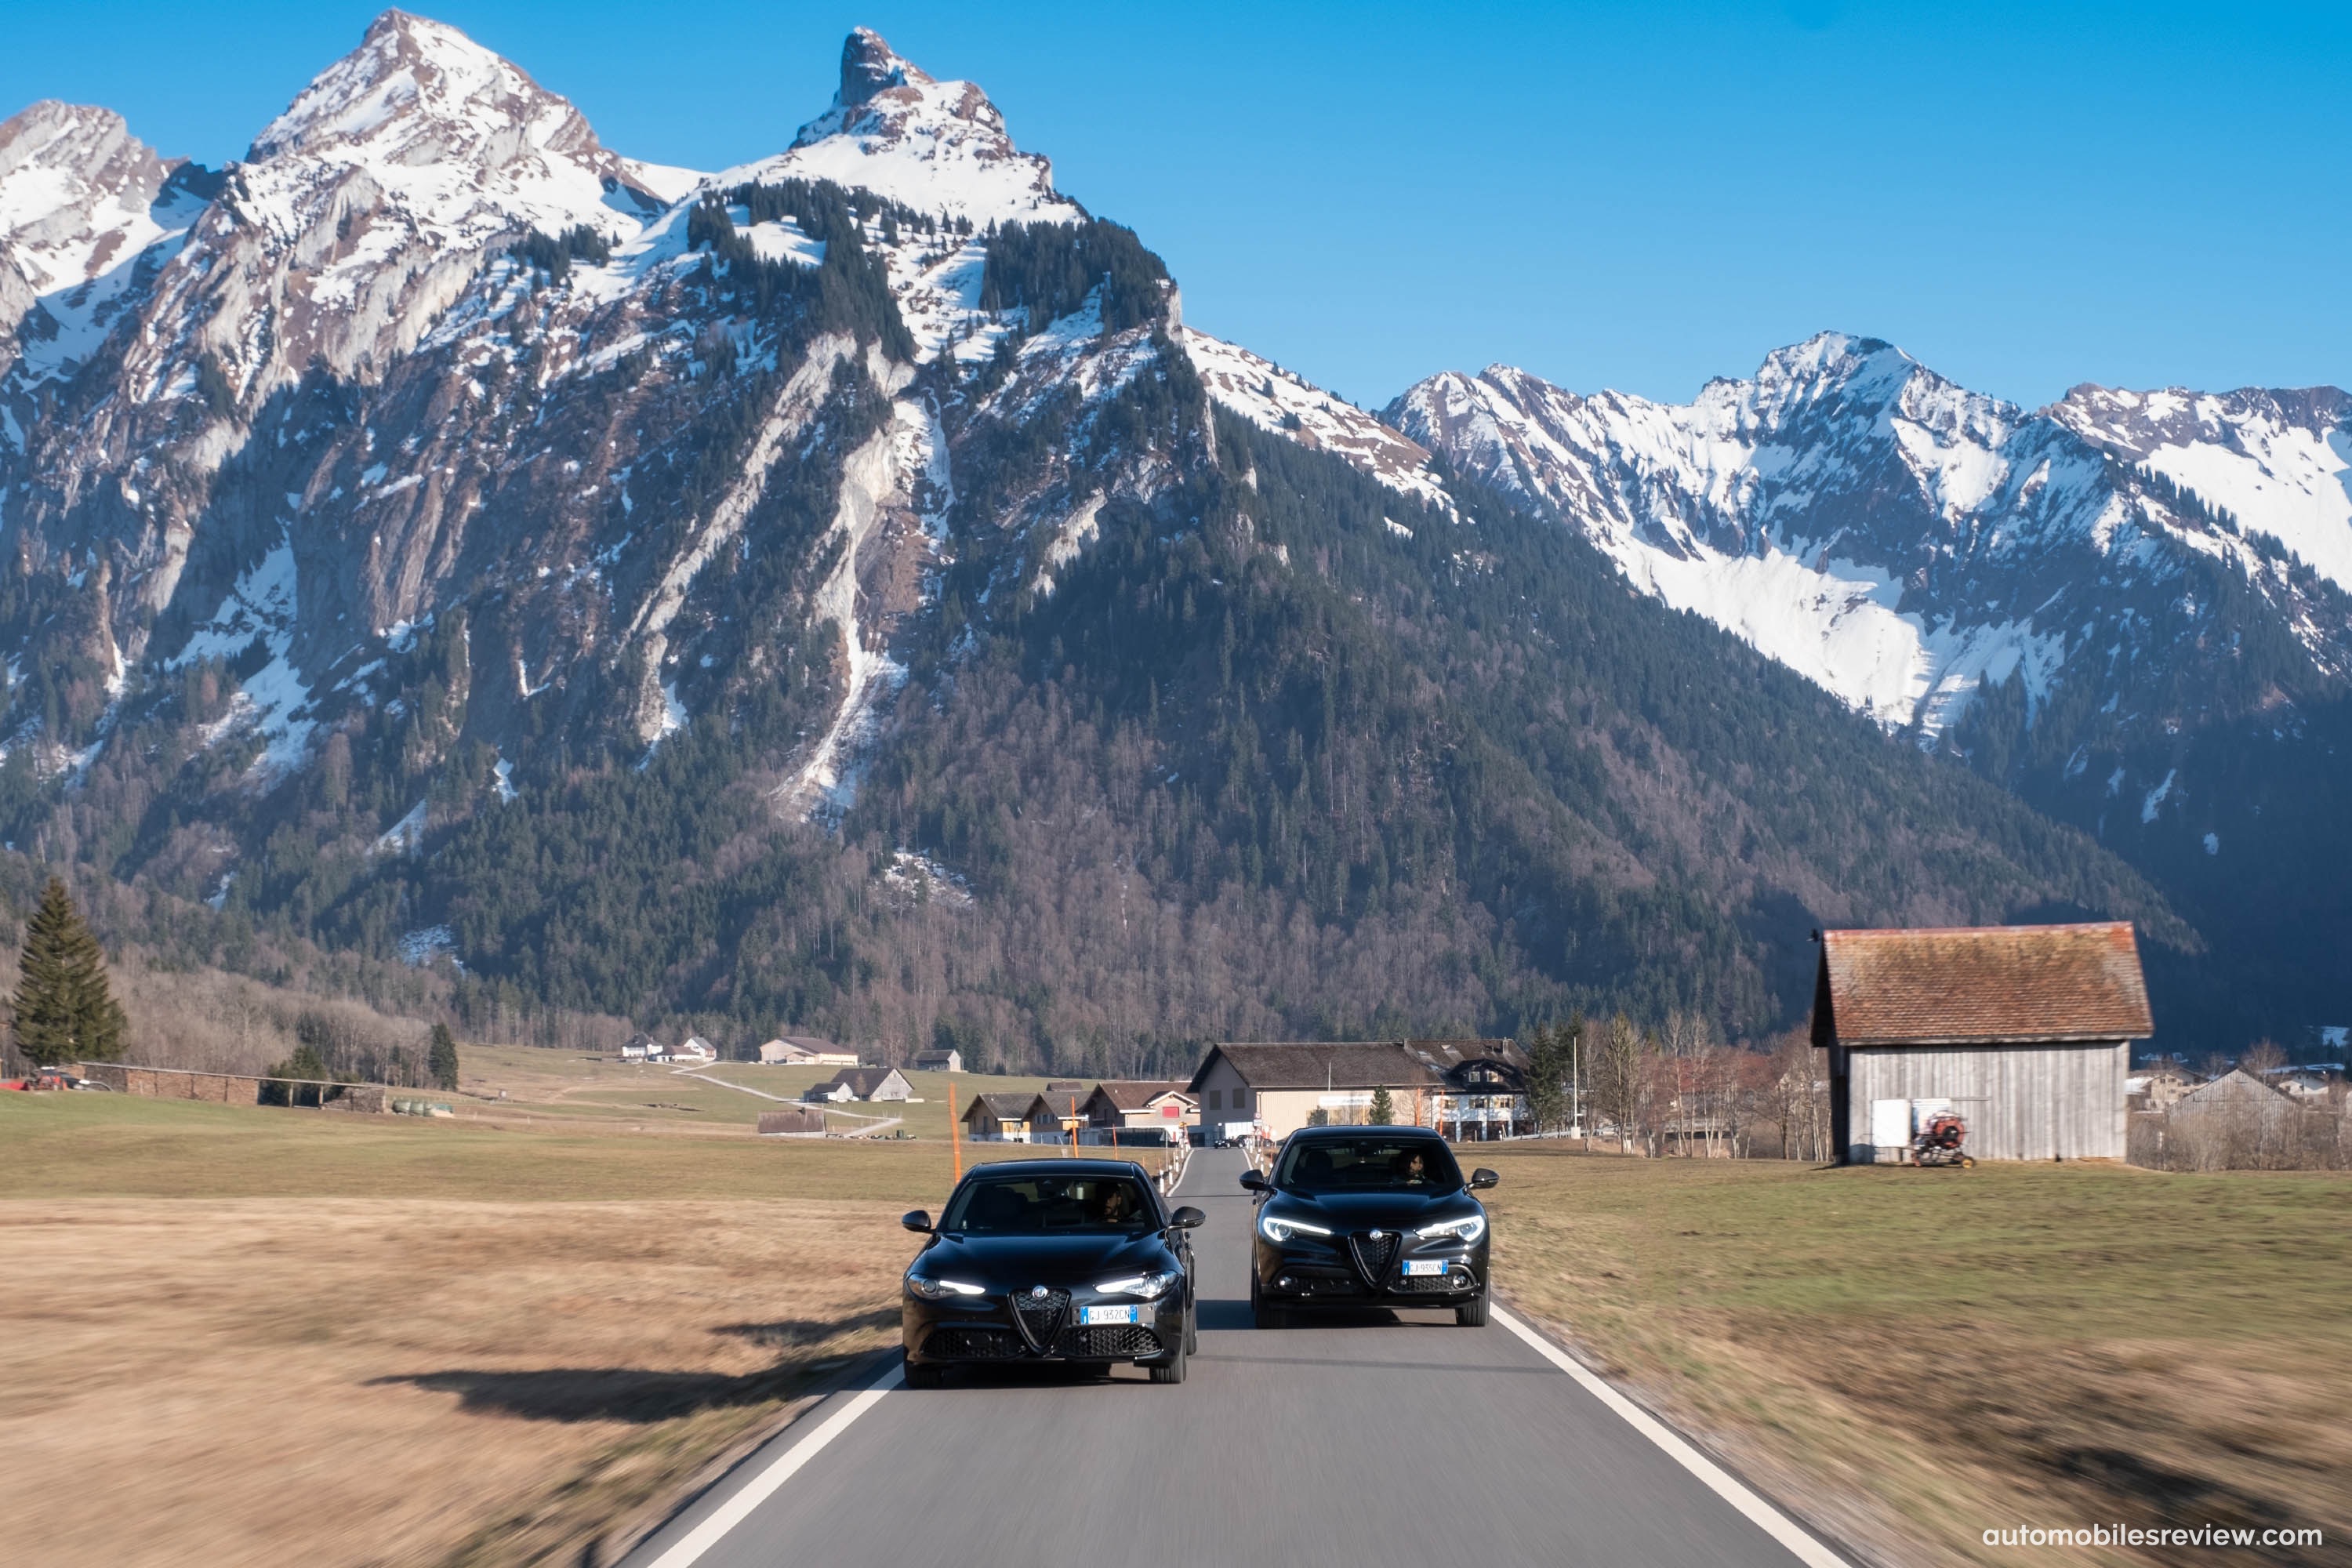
[915,1231,1176,1289]
[1271,1189,1473,1229]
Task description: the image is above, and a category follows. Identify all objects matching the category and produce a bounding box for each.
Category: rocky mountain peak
[248,9,610,180]
[758,28,1074,226]
[839,26,935,109]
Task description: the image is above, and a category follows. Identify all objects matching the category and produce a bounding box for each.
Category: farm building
[1082,1080,1199,1131]
[673,1036,717,1064]
[759,1036,860,1066]
[1187,1040,1531,1140]
[910,1048,964,1073]
[801,1066,913,1104]
[757,1106,827,1137]
[620,1033,658,1062]
[964,1091,1051,1142]
[1810,922,2153,1163]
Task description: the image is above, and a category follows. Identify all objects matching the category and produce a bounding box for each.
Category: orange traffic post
[1068,1096,1078,1156]
[948,1082,962,1180]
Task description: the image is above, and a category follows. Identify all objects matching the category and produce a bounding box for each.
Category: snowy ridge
[2052,384,2352,590]
[1389,334,2352,739]
[1184,328,1450,510]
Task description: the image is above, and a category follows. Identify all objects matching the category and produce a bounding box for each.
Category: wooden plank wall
[1846,1041,2127,1162]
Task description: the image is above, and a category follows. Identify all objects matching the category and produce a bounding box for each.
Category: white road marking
[641,1362,903,1568]
[1494,1308,1851,1568]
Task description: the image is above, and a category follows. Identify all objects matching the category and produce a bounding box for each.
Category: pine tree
[1367,1084,1393,1125]
[12,877,125,1069]
[428,1024,459,1091]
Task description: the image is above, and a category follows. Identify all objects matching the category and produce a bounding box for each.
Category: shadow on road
[1198,1300,1462,1332]
[373,1364,811,1424]
[713,1308,898,1347]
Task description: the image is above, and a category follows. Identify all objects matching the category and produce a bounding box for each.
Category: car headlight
[1258,1212,1333,1243]
[905,1276,986,1300]
[1094,1270,1180,1298]
[1416,1214,1487,1243]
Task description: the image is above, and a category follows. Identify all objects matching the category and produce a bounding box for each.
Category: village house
[672,1035,717,1065]
[963,1091,1051,1142]
[619,1032,658,1062]
[1081,1080,1199,1131]
[2127,1060,2201,1111]
[801,1066,914,1104]
[1810,921,2153,1163]
[910,1048,964,1073]
[759,1036,860,1066]
[1186,1040,1532,1140]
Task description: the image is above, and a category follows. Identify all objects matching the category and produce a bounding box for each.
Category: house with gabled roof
[800,1066,913,1104]
[963,1091,1051,1142]
[1810,922,2153,1163]
[1081,1080,1199,1131]
[1187,1040,1532,1139]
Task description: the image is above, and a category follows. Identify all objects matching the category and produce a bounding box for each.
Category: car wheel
[1149,1334,1188,1384]
[902,1353,943,1388]
[1185,1300,1199,1356]
[1456,1292,1490,1327]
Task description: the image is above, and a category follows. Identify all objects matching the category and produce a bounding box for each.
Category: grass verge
[1479,1147,2351,1568]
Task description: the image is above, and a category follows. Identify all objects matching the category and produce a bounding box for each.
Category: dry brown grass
[0,1097,927,1568]
[1480,1146,2352,1568]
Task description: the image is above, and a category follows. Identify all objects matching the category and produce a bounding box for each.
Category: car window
[940,1174,1158,1233]
[1274,1137,1461,1192]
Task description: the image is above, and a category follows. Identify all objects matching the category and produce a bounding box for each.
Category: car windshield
[939,1173,1157,1234]
[1275,1136,1462,1192]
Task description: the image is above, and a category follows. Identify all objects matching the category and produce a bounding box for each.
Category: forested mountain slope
[0,15,2233,1065]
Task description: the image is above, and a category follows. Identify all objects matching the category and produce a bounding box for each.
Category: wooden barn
[1810,922,2154,1163]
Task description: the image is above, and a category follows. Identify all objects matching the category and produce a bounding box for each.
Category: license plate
[1083,1305,1141,1325]
[1403,1259,1447,1277]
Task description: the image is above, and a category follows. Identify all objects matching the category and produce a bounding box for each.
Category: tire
[1149,1334,1188,1384]
[1456,1292,1490,1327]
[902,1352,943,1388]
[1185,1300,1200,1356]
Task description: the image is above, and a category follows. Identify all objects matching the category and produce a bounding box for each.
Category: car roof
[1284,1125,1448,1142]
[956,1159,1146,1179]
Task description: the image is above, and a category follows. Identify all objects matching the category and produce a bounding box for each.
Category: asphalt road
[622,1148,1828,1568]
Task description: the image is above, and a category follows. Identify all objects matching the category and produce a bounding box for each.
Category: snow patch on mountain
[0,102,210,386]
[170,534,317,779]
[1185,328,1450,510]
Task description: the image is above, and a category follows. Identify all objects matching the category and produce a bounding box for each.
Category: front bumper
[903,1288,1186,1365]
[1254,1232,1486,1305]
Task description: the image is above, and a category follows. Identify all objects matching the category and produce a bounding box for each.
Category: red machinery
[1912,1112,1973,1168]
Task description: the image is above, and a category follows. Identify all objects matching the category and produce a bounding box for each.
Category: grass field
[1480,1147,2352,1568]
[0,1082,1164,1568]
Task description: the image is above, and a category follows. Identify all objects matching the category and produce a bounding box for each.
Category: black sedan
[900,1159,1204,1386]
[1243,1127,1497,1327]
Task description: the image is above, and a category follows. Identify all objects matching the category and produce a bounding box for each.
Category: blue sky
[5,1,2345,410]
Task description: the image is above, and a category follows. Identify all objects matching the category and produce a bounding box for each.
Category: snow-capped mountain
[0,13,2324,1051]
[1386,336,2352,742]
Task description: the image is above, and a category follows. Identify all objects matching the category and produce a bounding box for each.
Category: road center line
[641,1362,903,1568]
[1493,1308,1851,1568]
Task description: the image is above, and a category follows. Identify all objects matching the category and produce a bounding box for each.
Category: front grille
[1348,1231,1402,1286]
[1059,1324,1163,1359]
[1011,1287,1071,1350]
[926,1326,1023,1359]
[1281,1267,1359,1297]
[1395,1271,1468,1293]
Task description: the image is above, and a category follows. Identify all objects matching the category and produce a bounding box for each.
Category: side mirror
[1469,1169,1500,1190]
[1239,1171,1270,1193]
[901,1210,934,1233]
[1168,1206,1206,1229]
